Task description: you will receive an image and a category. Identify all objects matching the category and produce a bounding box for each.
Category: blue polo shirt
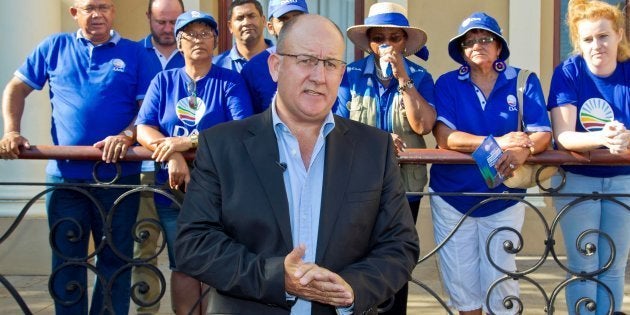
[139,34,185,172]
[241,47,275,113]
[336,54,435,132]
[15,30,151,180]
[139,34,185,81]
[429,67,551,217]
[136,65,253,188]
[213,38,274,73]
[548,55,630,178]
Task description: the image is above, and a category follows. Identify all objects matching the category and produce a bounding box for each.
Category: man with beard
[132,0,185,313]
[213,0,272,72]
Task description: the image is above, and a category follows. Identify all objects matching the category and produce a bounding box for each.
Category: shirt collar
[271,96,335,138]
[76,29,120,45]
[141,34,154,49]
[229,38,275,61]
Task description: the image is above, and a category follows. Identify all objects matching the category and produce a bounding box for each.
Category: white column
[0,0,61,216]
[508,0,541,74]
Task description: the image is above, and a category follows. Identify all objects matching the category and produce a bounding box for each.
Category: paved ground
[1,253,628,314]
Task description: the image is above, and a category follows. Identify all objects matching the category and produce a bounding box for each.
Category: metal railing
[1,146,629,314]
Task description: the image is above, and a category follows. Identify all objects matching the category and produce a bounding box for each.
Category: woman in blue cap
[548,0,630,314]
[136,10,253,314]
[429,12,552,315]
[337,2,435,314]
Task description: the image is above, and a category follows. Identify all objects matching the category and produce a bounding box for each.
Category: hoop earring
[493,59,506,72]
[458,64,470,76]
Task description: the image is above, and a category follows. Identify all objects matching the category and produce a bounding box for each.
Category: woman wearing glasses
[429,12,551,315]
[336,2,435,314]
[136,11,252,314]
[548,1,630,314]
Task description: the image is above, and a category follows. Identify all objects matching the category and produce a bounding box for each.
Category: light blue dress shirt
[272,100,352,315]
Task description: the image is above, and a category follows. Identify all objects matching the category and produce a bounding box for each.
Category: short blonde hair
[567,0,630,62]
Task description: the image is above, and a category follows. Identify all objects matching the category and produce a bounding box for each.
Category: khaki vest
[347,92,427,193]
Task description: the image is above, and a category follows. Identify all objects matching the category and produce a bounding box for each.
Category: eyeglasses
[78,4,113,14]
[276,53,346,72]
[460,36,495,48]
[182,31,215,41]
[369,34,405,44]
[186,80,198,110]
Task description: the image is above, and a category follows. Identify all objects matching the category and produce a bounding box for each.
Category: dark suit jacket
[176,110,420,314]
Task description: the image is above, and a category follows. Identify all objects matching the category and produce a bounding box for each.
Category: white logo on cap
[191,11,201,18]
[281,0,298,4]
[112,59,126,72]
[461,17,481,27]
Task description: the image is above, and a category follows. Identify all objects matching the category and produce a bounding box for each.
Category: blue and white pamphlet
[471,135,505,188]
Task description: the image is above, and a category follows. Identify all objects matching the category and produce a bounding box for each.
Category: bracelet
[6,131,20,135]
[397,79,414,93]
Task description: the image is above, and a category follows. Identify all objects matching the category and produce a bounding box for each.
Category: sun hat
[447,12,510,65]
[268,0,308,20]
[175,11,218,36]
[347,2,427,57]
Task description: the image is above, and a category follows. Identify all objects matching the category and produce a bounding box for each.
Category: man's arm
[337,134,420,312]
[175,130,291,308]
[0,77,34,159]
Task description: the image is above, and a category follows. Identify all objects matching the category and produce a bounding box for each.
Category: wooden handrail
[10,145,630,166]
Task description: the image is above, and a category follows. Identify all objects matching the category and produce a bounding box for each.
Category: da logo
[111,59,126,72]
[506,95,517,111]
[579,98,613,132]
[175,96,206,126]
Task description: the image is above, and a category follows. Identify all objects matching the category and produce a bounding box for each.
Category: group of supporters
[0,0,628,314]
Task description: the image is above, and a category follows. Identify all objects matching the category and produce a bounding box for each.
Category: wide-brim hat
[347,2,427,57]
[448,12,510,65]
[268,0,308,20]
[175,11,218,36]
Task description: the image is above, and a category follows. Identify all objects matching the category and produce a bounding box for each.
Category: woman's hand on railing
[150,136,193,162]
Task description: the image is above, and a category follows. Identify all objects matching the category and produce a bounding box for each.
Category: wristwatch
[397,79,414,93]
[121,129,134,139]
[189,134,198,149]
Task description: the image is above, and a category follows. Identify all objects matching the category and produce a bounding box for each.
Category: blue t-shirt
[336,54,435,132]
[212,39,274,73]
[136,66,253,188]
[429,67,551,217]
[548,55,630,177]
[15,31,151,180]
[241,47,275,113]
[139,34,185,172]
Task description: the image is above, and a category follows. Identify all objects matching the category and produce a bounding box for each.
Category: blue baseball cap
[268,0,308,20]
[447,12,510,65]
[175,11,218,36]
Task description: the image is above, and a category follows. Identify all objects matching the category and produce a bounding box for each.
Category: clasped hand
[284,244,354,307]
[601,120,630,154]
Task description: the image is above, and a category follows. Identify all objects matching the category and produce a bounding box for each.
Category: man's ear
[69,6,78,20]
[268,53,281,83]
[266,20,276,37]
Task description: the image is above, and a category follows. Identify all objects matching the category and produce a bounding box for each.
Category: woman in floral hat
[429,12,551,315]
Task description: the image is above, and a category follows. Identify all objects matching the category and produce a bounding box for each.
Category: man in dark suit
[175,14,419,315]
